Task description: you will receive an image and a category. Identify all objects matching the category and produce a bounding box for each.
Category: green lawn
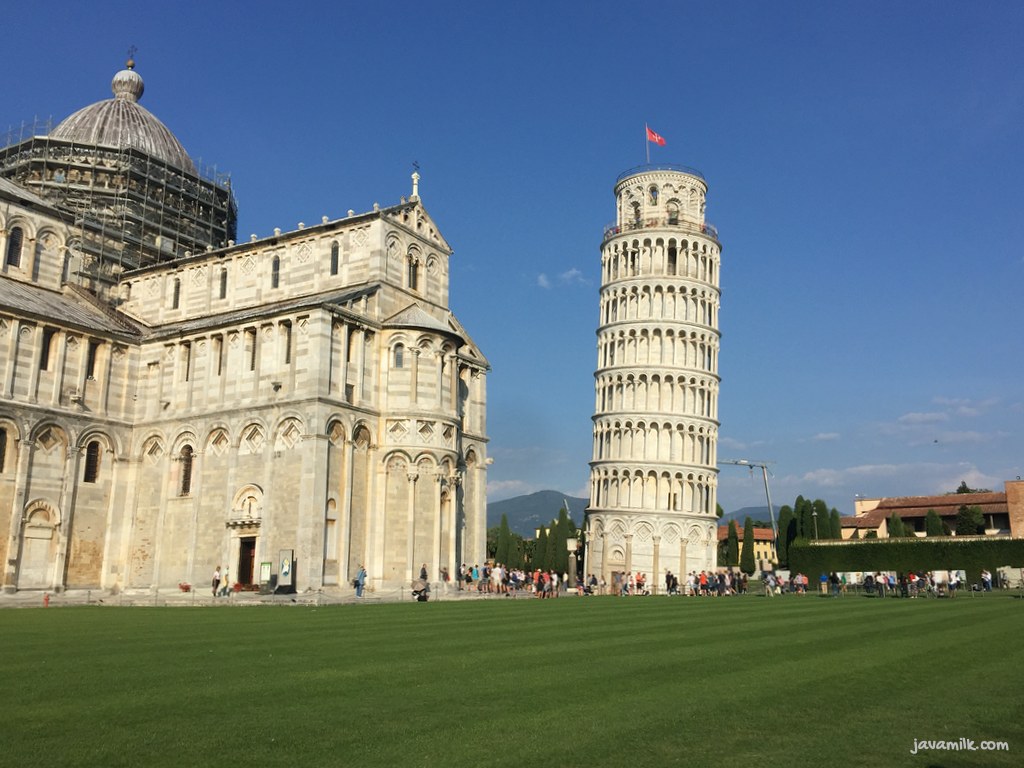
[2,593,1021,768]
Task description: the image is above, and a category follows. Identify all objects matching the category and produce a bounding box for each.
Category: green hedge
[788,537,1024,586]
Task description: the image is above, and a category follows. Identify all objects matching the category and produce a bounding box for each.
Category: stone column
[25,324,42,404]
[624,532,633,579]
[431,472,442,585]
[679,537,687,587]
[339,438,354,585]
[448,473,461,578]
[54,444,83,591]
[405,469,418,583]
[3,438,34,592]
[337,322,350,399]
[410,348,420,406]
[354,327,366,403]
[3,322,29,399]
[652,534,661,595]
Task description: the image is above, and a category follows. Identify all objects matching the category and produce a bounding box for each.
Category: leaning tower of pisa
[585,164,721,590]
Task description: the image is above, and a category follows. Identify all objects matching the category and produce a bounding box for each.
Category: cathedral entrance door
[238,537,256,586]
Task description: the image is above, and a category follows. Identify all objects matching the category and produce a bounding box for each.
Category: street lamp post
[812,510,819,540]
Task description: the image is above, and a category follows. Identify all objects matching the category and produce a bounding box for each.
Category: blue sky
[8,1,1023,514]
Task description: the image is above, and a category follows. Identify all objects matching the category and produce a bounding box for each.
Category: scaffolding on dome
[0,119,237,288]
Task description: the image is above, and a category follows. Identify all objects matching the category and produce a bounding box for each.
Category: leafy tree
[776,505,794,565]
[716,503,725,519]
[829,508,842,540]
[925,509,945,537]
[865,530,878,539]
[740,516,756,575]
[955,505,985,536]
[955,480,991,494]
[726,520,739,566]
[887,513,907,538]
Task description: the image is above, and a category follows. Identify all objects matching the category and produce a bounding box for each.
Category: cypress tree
[496,514,512,565]
[794,496,810,538]
[552,507,570,575]
[726,520,740,566]
[925,509,945,537]
[955,505,985,535]
[829,509,842,540]
[776,505,794,565]
[741,516,756,575]
[888,512,906,538]
[535,528,549,570]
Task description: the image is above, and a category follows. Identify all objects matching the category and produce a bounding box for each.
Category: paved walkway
[0,583,524,609]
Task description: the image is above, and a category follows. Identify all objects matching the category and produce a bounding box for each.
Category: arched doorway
[18,504,59,589]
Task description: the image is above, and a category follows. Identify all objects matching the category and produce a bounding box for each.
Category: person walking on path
[212,566,221,597]
[355,564,367,598]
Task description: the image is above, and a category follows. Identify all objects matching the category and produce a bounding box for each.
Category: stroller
[411,579,430,602]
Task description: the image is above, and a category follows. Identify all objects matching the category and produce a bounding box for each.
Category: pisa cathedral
[585,165,721,585]
[0,60,489,595]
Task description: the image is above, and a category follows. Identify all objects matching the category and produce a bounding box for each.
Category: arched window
[330,241,339,275]
[0,427,7,473]
[83,440,101,483]
[407,258,419,291]
[219,268,228,299]
[649,185,659,205]
[39,328,56,371]
[394,344,404,369]
[271,256,280,289]
[6,226,24,267]
[171,278,181,309]
[179,445,194,496]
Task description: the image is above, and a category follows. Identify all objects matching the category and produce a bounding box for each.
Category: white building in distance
[585,164,721,587]
[0,60,489,595]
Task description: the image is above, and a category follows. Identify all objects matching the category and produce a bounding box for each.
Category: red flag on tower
[646,125,666,146]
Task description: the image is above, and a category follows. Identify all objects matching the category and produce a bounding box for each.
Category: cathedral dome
[49,60,197,174]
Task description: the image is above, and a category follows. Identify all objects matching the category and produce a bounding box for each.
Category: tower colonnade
[586,165,721,589]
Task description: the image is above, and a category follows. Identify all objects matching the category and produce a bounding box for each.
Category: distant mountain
[488,495,780,538]
[720,506,781,526]
[488,491,587,538]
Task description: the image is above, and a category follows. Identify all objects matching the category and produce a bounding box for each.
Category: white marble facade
[586,166,721,585]
[0,67,488,595]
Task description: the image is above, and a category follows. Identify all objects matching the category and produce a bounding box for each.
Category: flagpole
[645,124,650,164]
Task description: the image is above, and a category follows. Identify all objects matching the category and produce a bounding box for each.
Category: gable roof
[383,303,453,334]
[846,492,1007,527]
[0,279,142,338]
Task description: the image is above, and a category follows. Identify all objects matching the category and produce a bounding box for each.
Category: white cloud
[558,267,587,285]
[717,435,749,451]
[931,396,999,418]
[537,273,551,289]
[811,432,840,442]
[898,411,949,424]
[486,479,533,501]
